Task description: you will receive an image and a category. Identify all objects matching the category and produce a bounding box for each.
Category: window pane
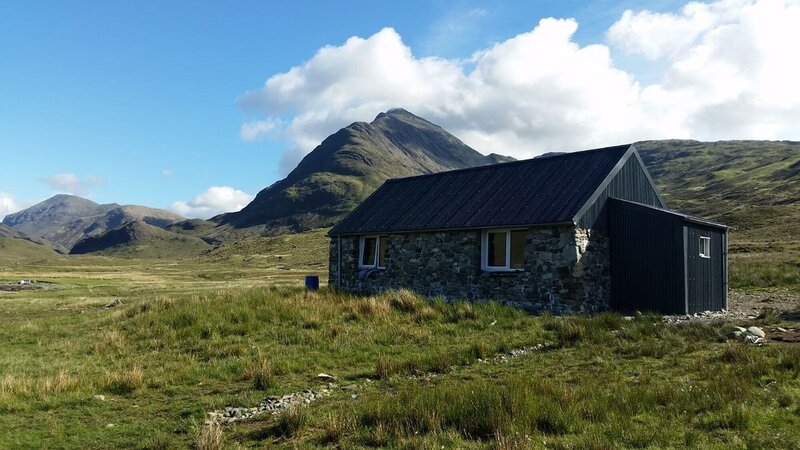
[487,232,507,267]
[510,230,526,269]
[700,237,710,258]
[362,237,376,266]
[378,236,388,267]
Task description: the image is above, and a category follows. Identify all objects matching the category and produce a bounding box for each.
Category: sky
[1,0,799,220]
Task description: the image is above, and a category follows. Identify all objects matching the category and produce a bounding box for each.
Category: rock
[316,373,336,381]
[746,326,765,338]
[104,298,123,308]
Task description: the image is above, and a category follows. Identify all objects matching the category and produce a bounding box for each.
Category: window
[699,236,711,258]
[360,236,388,268]
[482,229,527,271]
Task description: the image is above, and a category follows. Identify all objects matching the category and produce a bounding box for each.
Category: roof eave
[327,220,577,237]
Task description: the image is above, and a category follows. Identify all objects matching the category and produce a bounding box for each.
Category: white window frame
[481,229,526,272]
[359,235,387,269]
[699,236,711,259]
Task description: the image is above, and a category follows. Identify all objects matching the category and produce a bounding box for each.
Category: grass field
[1,229,798,449]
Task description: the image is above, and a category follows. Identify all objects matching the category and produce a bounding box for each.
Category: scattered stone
[105,298,123,308]
[747,326,765,338]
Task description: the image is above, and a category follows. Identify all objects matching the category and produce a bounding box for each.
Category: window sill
[482,269,525,276]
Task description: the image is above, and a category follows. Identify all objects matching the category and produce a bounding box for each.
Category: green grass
[0,221,798,448]
[1,272,798,448]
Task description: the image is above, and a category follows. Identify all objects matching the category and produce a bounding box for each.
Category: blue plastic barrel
[305,275,319,290]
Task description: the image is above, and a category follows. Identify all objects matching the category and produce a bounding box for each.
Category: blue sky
[2,0,797,219]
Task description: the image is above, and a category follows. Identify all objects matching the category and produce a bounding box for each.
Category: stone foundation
[328,226,610,314]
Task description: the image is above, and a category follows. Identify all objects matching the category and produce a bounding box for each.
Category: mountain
[70,220,211,257]
[213,108,514,234]
[2,195,185,252]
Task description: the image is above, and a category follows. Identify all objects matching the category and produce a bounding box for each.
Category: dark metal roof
[329,144,633,235]
[609,198,729,230]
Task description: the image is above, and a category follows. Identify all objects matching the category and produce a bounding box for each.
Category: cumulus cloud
[615,0,800,139]
[39,173,105,196]
[241,0,800,171]
[170,186,254,219]
[0,192,21,220]
[240,117,281,141]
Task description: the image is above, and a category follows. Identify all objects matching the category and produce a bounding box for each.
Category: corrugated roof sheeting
[329,144,632,235]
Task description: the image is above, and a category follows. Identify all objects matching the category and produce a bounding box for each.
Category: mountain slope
[70,220,211,257]
[0,224,61,266]
[214,108,514,233]
[2,195,185,251]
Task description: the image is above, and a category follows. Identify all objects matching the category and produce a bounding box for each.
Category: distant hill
[636,140,800,242]
[213,108,514,234]
[2,195,185,252]
[70,220,211,258]
[0,224,61,266]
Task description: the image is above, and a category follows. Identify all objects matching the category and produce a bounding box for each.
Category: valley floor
[0,234,798,449]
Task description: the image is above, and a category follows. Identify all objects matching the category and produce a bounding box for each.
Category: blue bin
[305,275,319,290]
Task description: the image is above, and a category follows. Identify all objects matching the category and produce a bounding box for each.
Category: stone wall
[328,226,610,314]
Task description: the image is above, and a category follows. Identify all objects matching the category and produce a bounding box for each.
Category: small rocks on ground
[104,298,123,308]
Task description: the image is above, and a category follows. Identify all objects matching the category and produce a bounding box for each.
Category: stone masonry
[328,226,610,314]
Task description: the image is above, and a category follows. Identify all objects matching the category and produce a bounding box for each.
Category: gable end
[572,145,666,230]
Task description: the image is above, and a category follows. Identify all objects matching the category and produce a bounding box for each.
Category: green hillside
[0,238,61,266]
[637,140,800,289]
[70,220,211,258]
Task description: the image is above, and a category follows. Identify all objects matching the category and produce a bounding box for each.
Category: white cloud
[240,117,281,141]
[614,0,800,139]
[241,0,800,172]
[39,173,105,196]
[170,186,254,219]
[0,192,20,221]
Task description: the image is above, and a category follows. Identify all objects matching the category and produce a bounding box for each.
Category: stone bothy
[328,144,728,315]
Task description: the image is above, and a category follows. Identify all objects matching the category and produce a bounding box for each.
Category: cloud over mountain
[241,0,800,172]
[39,173,105,196]
[170,186,254,219]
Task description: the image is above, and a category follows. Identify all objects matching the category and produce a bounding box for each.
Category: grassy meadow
[1,228,799,449]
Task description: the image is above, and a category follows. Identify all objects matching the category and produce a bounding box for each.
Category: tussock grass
[193,422,223,450]
[0,371,78,400]
[244,353,275,391]
[101,366,144,395]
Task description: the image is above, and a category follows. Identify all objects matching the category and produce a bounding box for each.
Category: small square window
[699,236,711,258]
[482,229,527,271]
[359,236,388,268]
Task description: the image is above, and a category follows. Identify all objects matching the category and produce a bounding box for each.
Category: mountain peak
[2,195,185,252]
[215,110,512,232]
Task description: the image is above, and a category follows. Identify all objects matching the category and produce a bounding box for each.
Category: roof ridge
[385,143,633,184]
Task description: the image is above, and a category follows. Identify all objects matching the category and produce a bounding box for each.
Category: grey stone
[747,326,765,338]
[329,226,610,314]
